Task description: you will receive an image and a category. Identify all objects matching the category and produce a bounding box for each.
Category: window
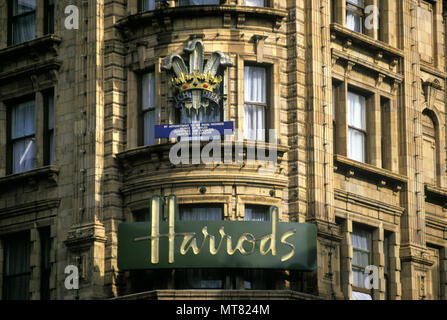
[243,204,272,290]
[178,204,223,289]
[244,0,265,6]
[178,0,220,6]
[2,231,31,300]
[9,99,36,174]
[9,0,36,45]
[133,208,151,222]
[422,111,437,185]
[44,0,54,34]
[179,204,223,221]
[141,72,156,146]
[347,91,366,163]
[351,225,372,300]
[141,0,156,11]
[244,66,268,142]
[244,205,270,221]
[44,90,54,165]
[39,227,51,300]
[346,0,365,33]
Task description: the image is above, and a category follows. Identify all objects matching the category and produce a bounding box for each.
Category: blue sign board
[155,121,234,139]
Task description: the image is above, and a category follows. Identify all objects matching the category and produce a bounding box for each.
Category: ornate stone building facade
[0,0,445,300]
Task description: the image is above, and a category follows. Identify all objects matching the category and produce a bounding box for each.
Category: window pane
[348,92,366,130]
[244,66,266,104]
[47,94,54,130]
[351,228,371,251]
[12,13,36,44]
[11,100,35,139]
[244,0,264,7]
[179,0,220,6]
[352,291,372,300]
[346,11,362,33]
[3,232,31,300]
[348,128,365,162]
[13,0,36,15]
[143,109,155,146]
[13,138,35,174]
[244,104,265,141]
[142,73,155,111]
[45,0,54,34]
[245,205,270,221]
[142,0,156,11]
[179,205,222,220]
[39,228,51,300]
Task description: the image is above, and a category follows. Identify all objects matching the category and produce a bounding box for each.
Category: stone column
[35,91,45,169]
[333,0,346,26]
[367,92,382,167]
[372,226,385,300]
[30,227,42,300]
[127,0,139,14]
[127,70,138,149]
[389,232,402,299]
[0,101,7,176]
[335,79,348,157]
[0,1,7,48]
[36,0,45,38]
[340,218,353,299]
[0,238,3,300]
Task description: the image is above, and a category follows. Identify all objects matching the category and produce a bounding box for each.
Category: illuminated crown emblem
[162,39,233,113]
[171,70,223,93]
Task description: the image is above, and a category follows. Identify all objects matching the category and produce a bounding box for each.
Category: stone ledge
[330,23,404,59]
[425,184,447,206]
[0,198,60,219]
[0,35,62,61]
[334,188,405,217]
[0,166,60,192]
[334,155,408,190]
[0,58,62,86]
[116,5,288,31]
[112,289,323,300]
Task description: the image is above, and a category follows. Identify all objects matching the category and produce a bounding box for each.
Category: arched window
[422,110,438,185]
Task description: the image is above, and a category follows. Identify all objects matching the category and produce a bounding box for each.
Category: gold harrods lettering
[134,197,296,264]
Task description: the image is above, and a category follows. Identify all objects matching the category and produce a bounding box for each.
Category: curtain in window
[3,232,31,300]
[11,100,35,174]
[179,0,220,6]
[244,0,264,7]
[352,291,372,300]
[245,205,270,221]
[142,73,156,146]
[180,205,222,221]
[346,0,364,33]
[351,228,371,290]
[12,0,36,44]
[244,66,266,141]
[348,92,366,162]
[142,0,156,10]
[47,94,54,165]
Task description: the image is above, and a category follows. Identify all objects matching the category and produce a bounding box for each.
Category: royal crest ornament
[162,39,233,114]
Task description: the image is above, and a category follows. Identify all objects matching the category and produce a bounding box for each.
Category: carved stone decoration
[161,39,233,114]
[422,78,442,110]
[345,61,355,78]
